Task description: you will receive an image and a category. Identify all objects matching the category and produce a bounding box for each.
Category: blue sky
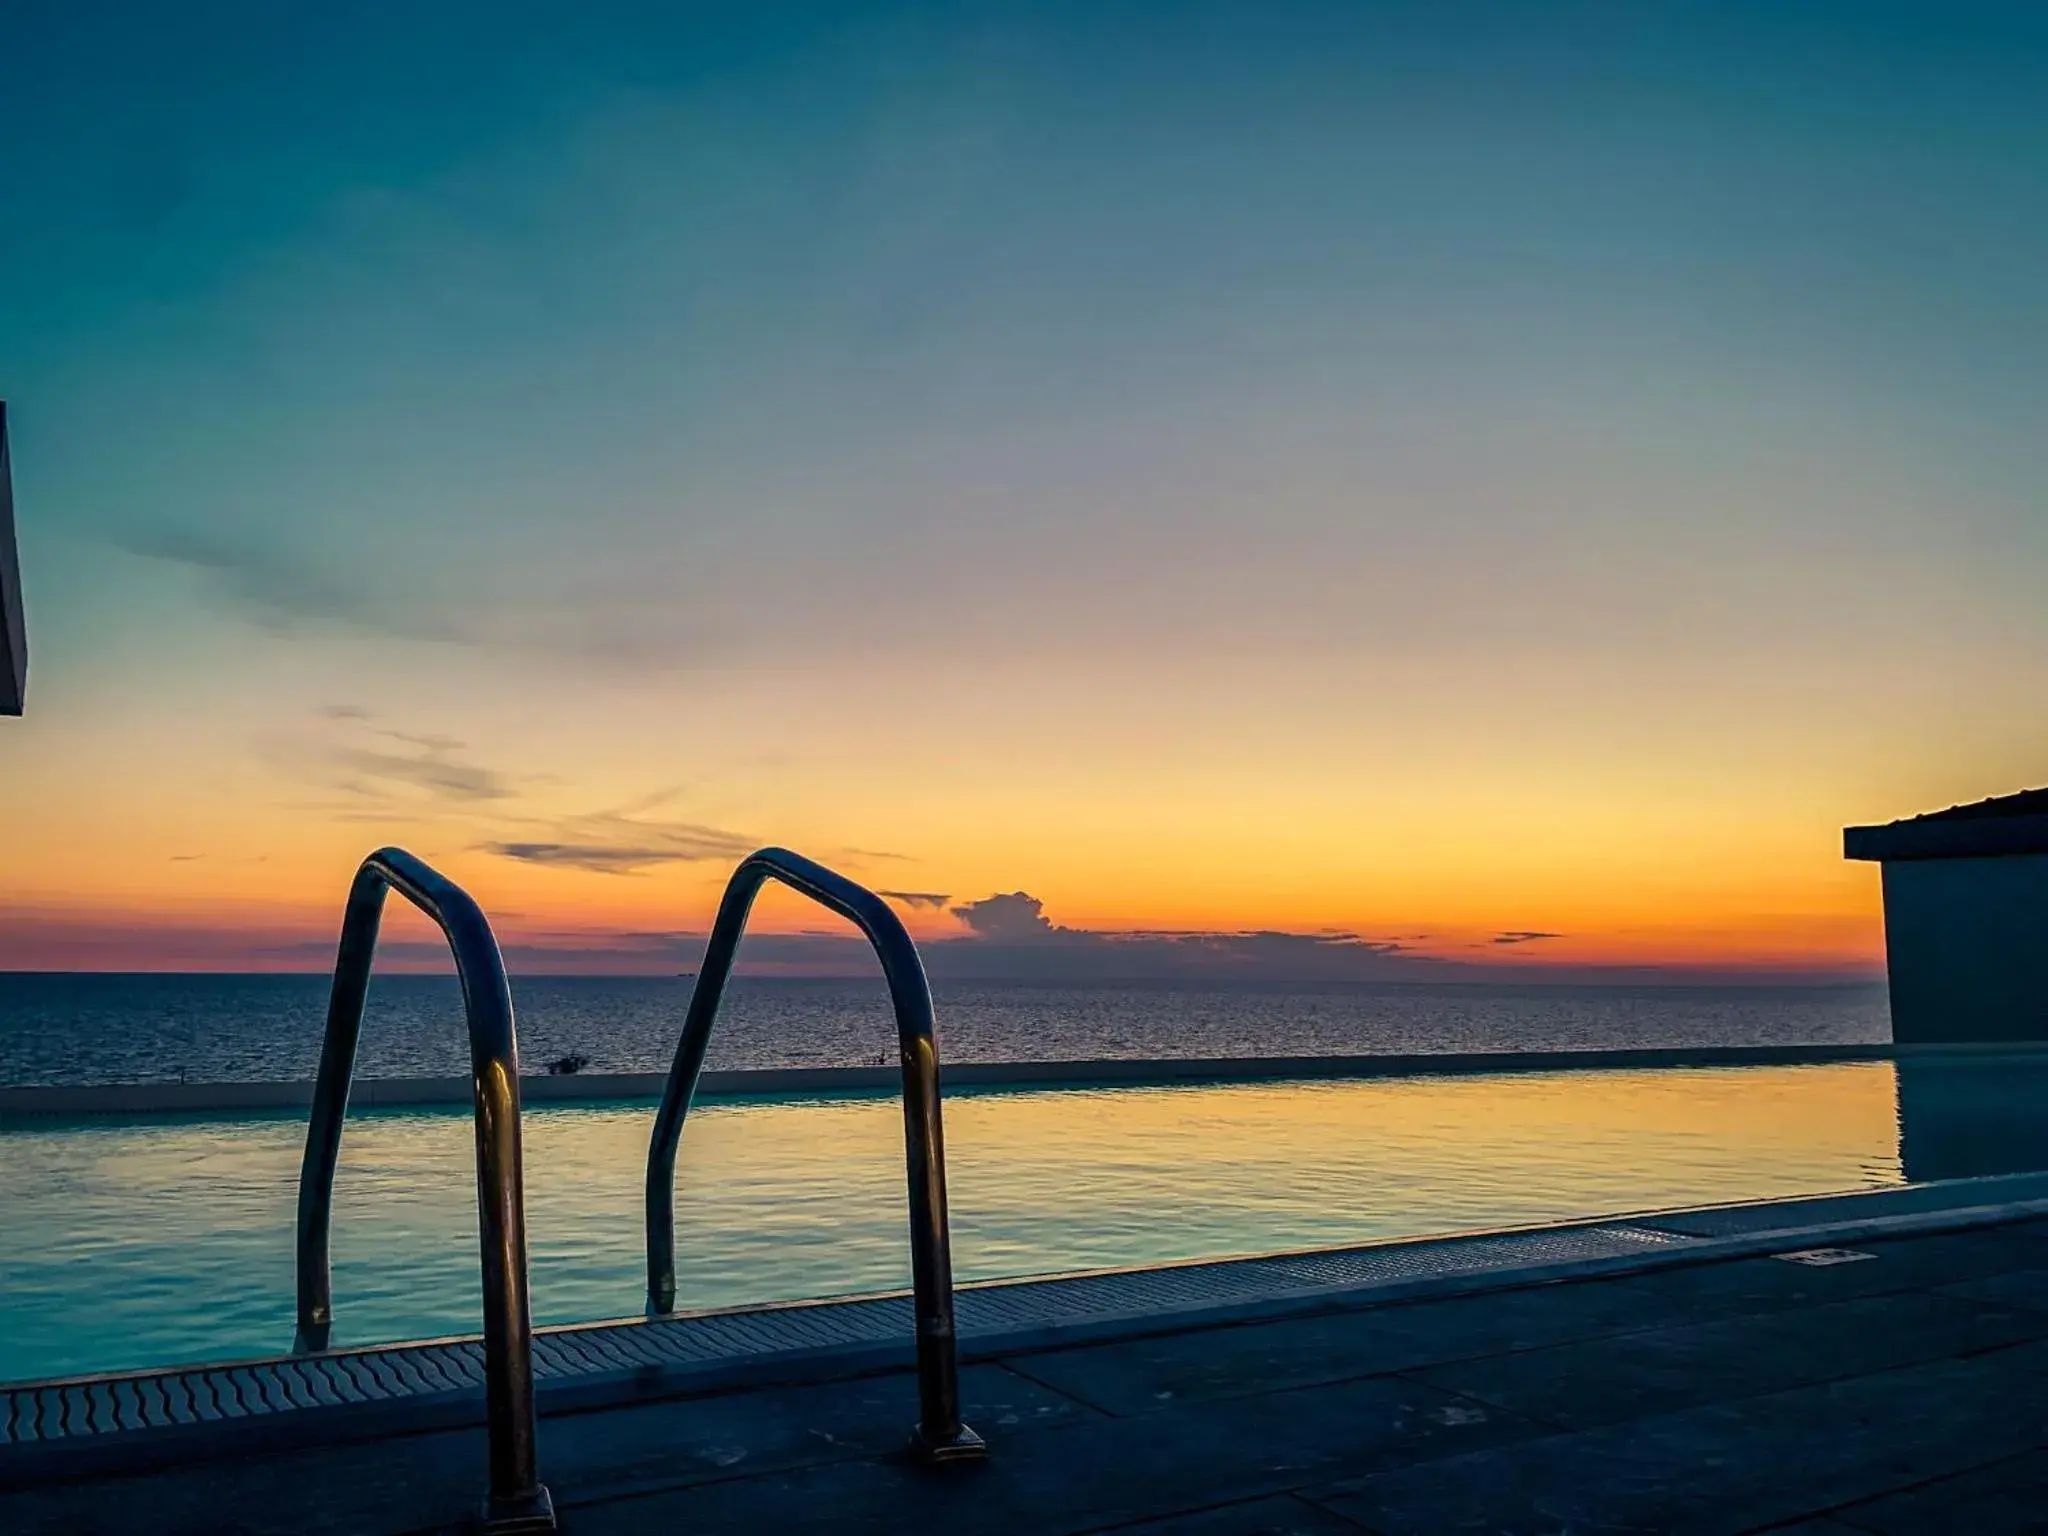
[1,1,2043,975]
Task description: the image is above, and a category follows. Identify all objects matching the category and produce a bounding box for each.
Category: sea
[0,974,1891,1087]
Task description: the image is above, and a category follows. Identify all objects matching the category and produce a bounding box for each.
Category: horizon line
[0,966,1887,988]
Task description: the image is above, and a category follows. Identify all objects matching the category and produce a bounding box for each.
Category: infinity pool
[44,1056,2048,1392]
[4,1057,2027,1384]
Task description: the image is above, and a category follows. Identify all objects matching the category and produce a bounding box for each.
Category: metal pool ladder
[645,847,987,1462]
[295,848,555,1533]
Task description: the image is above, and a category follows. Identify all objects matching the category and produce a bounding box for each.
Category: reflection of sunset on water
[0,1064,1902,1381]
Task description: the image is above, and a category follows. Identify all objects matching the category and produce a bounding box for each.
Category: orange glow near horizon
[0,821,1889,976]
[0,680,1906,975]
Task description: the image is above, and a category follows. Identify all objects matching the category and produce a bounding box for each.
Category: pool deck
[8,1174,2048,1534]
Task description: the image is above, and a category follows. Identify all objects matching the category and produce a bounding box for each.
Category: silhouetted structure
[1894,1050,2048,1183]
[1846,788,2048,1043]
[0,402,23,715]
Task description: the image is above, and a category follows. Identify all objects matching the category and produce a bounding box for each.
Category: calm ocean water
[0,974,1889,1086]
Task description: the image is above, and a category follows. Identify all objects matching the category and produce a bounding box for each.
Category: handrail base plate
[480,1483,557,1533]
[908,1422,988,1465]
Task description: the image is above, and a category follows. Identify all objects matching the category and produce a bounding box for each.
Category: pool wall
[5,1040,2042,1119]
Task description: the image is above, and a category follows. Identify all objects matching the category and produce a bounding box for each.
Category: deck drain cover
[1774,1248,1876,1267]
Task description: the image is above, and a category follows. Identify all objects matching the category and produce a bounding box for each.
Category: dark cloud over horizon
[950,891,1060,941]
[0,900,1883,988]
[923,889,1427,982]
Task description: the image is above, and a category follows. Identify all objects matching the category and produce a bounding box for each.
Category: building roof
[1906,787,2048,823]
[1845,786,2048,862]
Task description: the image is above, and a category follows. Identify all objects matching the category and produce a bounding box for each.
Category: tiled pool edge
[7,1171,2048,1488]
[13,1040,2043,1119]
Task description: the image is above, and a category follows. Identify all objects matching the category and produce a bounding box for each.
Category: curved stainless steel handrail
[646,847,985,1462]
[296,847,555,1533]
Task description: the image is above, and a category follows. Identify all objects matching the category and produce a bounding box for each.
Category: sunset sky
[2,2,2043,978]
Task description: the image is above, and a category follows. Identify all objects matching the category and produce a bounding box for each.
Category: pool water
[0,1061,1960,1383]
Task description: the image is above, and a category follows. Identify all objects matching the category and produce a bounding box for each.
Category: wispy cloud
[1491,931,1565,946]
[331,736,518,803]
[480,793,757,876]
[879,890,952,909]
[261,707,532,827]
[113,528,716,671]
[271,718,760,872]
[484,831,755,875]
[113,526,468,643]
[488,843,680,874]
